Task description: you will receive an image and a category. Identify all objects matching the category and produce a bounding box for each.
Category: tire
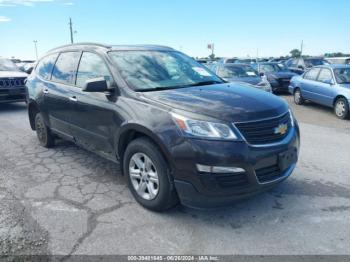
[123,137,179,211]
[294,88,304,105]
[34,113,55,148]
[334,98,349,120]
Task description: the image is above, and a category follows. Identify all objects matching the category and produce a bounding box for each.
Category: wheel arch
[28,100,40,130]
[333,95,348,106]
[116,124,174,175]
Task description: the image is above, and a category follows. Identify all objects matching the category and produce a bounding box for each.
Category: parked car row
[208,63,272,92]
[25,43,300,211]
[289,64,350,119]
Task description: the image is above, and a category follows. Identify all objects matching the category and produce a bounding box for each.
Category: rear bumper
[0,87,27,104]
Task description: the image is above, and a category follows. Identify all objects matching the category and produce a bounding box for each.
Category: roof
[48,42,174,53]
[315,64,350,69]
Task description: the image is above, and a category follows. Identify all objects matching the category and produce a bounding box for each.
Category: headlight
[171,113,237,140]
[268,74,278,81]
[289,109,295,127]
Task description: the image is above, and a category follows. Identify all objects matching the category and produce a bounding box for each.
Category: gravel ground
[0,94,349,259]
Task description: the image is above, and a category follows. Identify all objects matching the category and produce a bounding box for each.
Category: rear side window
[76,52,112,88]
[36,54,58,80]
[317,69,333,82]
[304,68,320,81]
[51,52,81,85]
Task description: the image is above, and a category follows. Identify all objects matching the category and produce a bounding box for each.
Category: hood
[224,76,262,86]
[0,71,28,78]
[142,83,288,123]
[339,83,350,89]
[267,71,296,79]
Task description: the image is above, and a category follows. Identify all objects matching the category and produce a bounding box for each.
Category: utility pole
[300,40,304,57]
[69,17,74,44]
[33,40,38,60]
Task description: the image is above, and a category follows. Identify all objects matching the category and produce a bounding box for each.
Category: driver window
[317,69,333,83]
[76,52,112,88]
[304,68,320,81]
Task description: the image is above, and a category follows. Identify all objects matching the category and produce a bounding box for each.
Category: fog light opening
[196,164,245,174]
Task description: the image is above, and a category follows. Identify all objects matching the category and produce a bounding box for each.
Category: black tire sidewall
[34,113,54,148]
[123,138,177,211]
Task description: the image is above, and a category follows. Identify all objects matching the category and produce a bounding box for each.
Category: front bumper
[0,87,27,104]
[170,126,300,208]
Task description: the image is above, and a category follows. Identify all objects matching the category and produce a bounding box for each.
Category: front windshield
[258,64,281,73]
[219,65,258,78]
[109,50,223,91]
[334,68,350,84]
[0,59,20,71]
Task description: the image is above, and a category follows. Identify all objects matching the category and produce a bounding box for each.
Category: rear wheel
[294,88,304,105]
[34,113,55,148]
[334,98,349,120]
[123,138,178,211]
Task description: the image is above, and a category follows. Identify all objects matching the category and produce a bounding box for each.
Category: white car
[0,58,28,104]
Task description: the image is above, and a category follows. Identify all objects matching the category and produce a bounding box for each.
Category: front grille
[0,78,26,88]
[235,112,292,145]
[215,173,249,189]
[255,164,282,183]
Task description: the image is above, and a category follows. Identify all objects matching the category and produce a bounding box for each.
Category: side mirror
[323,79,334,85]
[297,65,304,70]
[259,72,265,77]
[82,77,108,92]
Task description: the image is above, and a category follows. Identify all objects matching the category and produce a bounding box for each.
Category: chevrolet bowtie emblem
[274,123,288,135]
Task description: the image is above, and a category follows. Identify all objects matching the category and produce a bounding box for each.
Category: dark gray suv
[26,43,300,211]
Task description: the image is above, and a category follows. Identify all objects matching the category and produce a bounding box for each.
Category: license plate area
[278,148,297,171]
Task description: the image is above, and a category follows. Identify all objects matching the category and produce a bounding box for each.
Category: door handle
[69,96,78,102]
[43,88,49,94]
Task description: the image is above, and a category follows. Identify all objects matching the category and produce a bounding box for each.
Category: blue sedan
[289,65,350,119]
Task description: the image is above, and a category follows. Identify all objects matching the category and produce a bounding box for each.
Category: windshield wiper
[135,80,223,92]
[185,80,223,87]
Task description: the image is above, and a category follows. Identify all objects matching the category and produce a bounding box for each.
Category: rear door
[300,67,321,101]
[69,51,119,159]
[46,51,81,139]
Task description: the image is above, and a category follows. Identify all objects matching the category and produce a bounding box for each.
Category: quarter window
[317,69,333,83]
[36,54,58,80]
[51,52,81,85]
[304,68,320,81]
[76,52,113,88]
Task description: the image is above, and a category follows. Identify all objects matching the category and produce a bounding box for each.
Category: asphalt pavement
[0,94,350,258]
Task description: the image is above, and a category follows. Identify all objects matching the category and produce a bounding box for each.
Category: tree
[290,49,301,58]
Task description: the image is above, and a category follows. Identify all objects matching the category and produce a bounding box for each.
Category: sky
[0,0,349,60]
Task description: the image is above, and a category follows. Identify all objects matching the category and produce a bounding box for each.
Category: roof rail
[48,42,112,52]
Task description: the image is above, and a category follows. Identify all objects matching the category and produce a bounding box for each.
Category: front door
[312,68,336,106]
[69,51,120,159]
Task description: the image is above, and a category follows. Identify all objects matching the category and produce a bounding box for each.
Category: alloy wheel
[129,153,159,200]
[335,100,346,117]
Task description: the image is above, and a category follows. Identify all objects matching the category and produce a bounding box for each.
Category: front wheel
[294,89,304,105]
[334,98,349,120]
[123,138,178,211]
[34,113,55,148]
